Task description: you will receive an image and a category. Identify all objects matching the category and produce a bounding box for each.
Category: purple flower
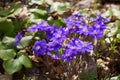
[79,41,93,53]
[65,38,82,53]
[62,38,93,62]
[27,13,108,62]
[50,27,66,43]
[45,24,56,39]
[64,13,86,25]
[65,38,81,50]
[90,14,108,23]
[62,52,74,62]
[27,24,38,32]
[50,54,60,60]
[93,22,106,30]
[27,20,50,32]
[14,33,22,47]
[76,24,89,36]
[89,27,103,39]
[37,21,50,31]
[32,39,47,56]
[47,41,62,51]
[62,38,82,61]
[96,14,108,23]
[64,12,88,36]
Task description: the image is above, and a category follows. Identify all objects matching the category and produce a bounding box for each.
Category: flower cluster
[14,12,108,62]
[64,13,108,39]
[62,38,93,61]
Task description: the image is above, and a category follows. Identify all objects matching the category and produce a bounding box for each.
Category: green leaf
[17,36,33,49]
[102,8,120,19]
[0,20,14,36]
[48,18,65,28]
[79,8,89,14]
[102,9,111,17]
[0,1,21,17]
[107,22,118,37]
[3,52,32,74]
[0,49,16,60]
[0,42,6,49]
[117,33,120,39]
[30,9,47,16]
[2,37,15,48]
[29,9,48,20]
[106,75,120,80]
[112,8,120,19]
[50,2,71,14]
[116,20,120,33]
[0,37,15,49]
[8,8,22,18]
[29,0,53,5]
[3,59,22,74]
[18,52,32,68]
[79,69,97,80]
[29,0,43,5]
[29,14,41,23]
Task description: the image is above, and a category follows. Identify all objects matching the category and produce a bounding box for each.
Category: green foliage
[106,21,120,38]
[50,2,72,14]
[18,52,32,68]
[0,0,120,79]
[48,18,65,28]
[102,8,120,55]
[29,8,48,22]
[0,36,32,74]
[106,75,120,80]
[0,1,71,75]
[28,0,46,5]
[3,59,22,74]
[3,52,32,74]
[79,69,97,80]
[79,8,89,14]
[0,1,22,22]
[102,8,120,19]
[0,49,16,61]
[17,36,33,49]
[0,1,21,17]
[0,20,14,37]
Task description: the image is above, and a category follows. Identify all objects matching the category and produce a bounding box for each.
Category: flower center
[71,46,75,50]
[66,53,70,57]
[58,31,62,34]
[43,22,48,26]
[79,25,82,28]
[83,43,87,47]
[96,25,100,28]
[36,46,40,50]
[83,28,87,32]
[93,30,97,34]
[75,40,79,44]
[56,34,61,38]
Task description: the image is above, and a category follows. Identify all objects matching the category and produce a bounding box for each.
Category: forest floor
[0,0,120,80]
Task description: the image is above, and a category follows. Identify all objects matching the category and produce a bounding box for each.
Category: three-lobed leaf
[3,52,32,74]
[0,49,16,60]
[3,59,22,74]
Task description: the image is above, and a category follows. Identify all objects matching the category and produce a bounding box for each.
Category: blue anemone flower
[32,39,47,56]
[80,41,93,53]
[50,27,66,43]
